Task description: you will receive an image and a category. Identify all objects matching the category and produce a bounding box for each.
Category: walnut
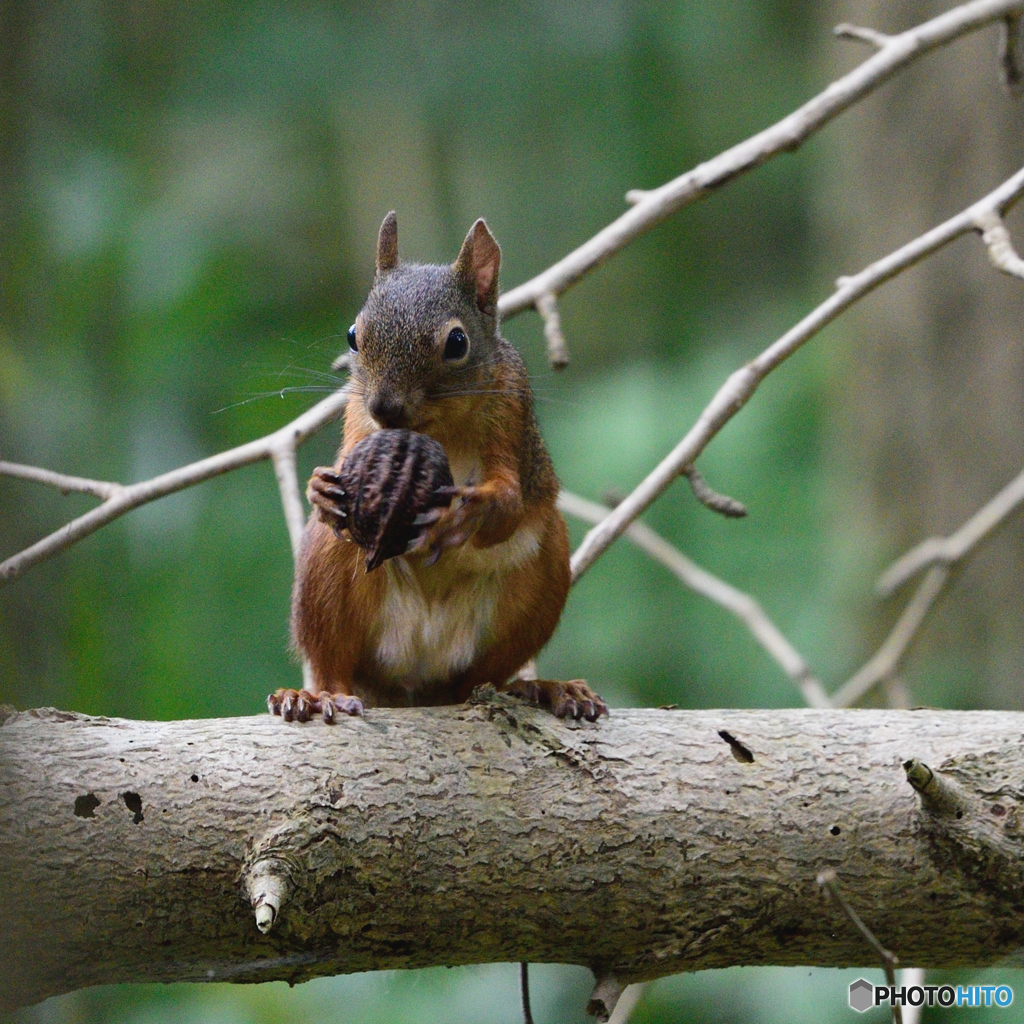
[338,429,454,572]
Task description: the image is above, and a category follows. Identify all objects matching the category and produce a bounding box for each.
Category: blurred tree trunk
[819,1,1024,706]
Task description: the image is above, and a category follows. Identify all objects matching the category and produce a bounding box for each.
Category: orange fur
[283,213,604,721]
[292,386,570,707]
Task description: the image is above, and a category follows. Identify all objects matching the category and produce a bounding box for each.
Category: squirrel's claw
[407,486,487,562]
[267,688,364,722]
[308,466,350,536]
[499,678,609,722]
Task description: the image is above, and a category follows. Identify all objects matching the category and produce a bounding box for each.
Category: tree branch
[0,461,120,500]
[834,23,893,49]
[4,702,1024,1011]
[829,567,950,709]
[5,3,1022,594]
[558,491,828,708]
[535,292,570,370]
[0,387,350,586]
[818,869,902,1024]
[497,0,1024,320]
[878,466,1024,596]
[1000,13,1023,93]
[568,166,1024,583]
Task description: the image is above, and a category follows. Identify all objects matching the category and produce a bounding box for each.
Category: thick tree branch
[3,702,1024,1011]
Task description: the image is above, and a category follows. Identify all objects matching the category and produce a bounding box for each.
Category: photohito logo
[849,979,1014,1012]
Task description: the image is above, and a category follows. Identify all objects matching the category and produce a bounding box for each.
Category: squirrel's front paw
[267,688,364,723]
[407,486,485,564]
[501,678,608,722]
[307,467,350,539]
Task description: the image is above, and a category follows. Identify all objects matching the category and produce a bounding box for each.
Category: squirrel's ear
[376,211,399,274]
[454,219,500,316]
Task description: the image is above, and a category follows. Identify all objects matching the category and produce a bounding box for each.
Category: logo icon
[849,978,874,1013]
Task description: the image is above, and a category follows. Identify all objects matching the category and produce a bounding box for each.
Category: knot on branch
[904,750,1024,900]
[244,855,297,935]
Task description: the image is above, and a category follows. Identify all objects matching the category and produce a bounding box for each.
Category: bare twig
[520,962,534,1024]
[606,984,646,1024]
[975,209,1024,278]
[5,3,1022,594]
[0,388,350,586]
[497,0,1024,319]
[877,466,1024,595]
[568,166,1024,584]
[682,466,747,518]
[817,868,902,1024]
[535,292,570,369]
[269,445,307,560]
[834,23,893,49]
[0,461,120,501]
[829,567,949,709]
[901,969,927,1024]
[1000,14,1023,93]
[558,491,829,707]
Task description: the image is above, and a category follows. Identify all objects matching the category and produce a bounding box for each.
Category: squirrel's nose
[367,392,406,428]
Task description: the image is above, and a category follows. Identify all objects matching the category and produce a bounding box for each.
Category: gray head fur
[350,213,503,428]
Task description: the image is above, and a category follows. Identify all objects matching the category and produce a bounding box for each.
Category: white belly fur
[373,521,541,686]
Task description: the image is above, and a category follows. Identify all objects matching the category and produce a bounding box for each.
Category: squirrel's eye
[347,325,358,353]
[443,326,469,361]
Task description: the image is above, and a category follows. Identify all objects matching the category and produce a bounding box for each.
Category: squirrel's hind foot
[500,678,608,722]
[267,688,364,723]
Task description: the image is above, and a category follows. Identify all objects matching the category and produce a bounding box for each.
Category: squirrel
[268,212,608,724]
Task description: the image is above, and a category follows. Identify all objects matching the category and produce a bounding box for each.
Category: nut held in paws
[339,429,454,571]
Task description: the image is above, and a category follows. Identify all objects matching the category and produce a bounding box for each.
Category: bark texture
[3,698,1024,1010]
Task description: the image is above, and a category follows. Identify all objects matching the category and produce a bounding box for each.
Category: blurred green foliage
[0,0,957,1022]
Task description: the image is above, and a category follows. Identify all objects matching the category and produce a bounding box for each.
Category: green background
[1,1,1018,1021]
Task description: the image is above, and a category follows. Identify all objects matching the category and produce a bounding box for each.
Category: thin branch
[520,962,534,1024]
[901,969,927,1024]
[682,466,747,518]
[829,567,949,709]
[817,869,902,1024]
[558,491,830,708]
[834,23,893,49]
[568,166,1024,584]
[497,0,1024,319]
[269,445,307,560]
[606,984,646,1024]
[1000,14,1023,93]
[0,388,349,586]
[535,292,570,369]
[5,1,1021,592]
[975,209,1024,279]
[0,461,120,501]
[877,466,1024,595]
